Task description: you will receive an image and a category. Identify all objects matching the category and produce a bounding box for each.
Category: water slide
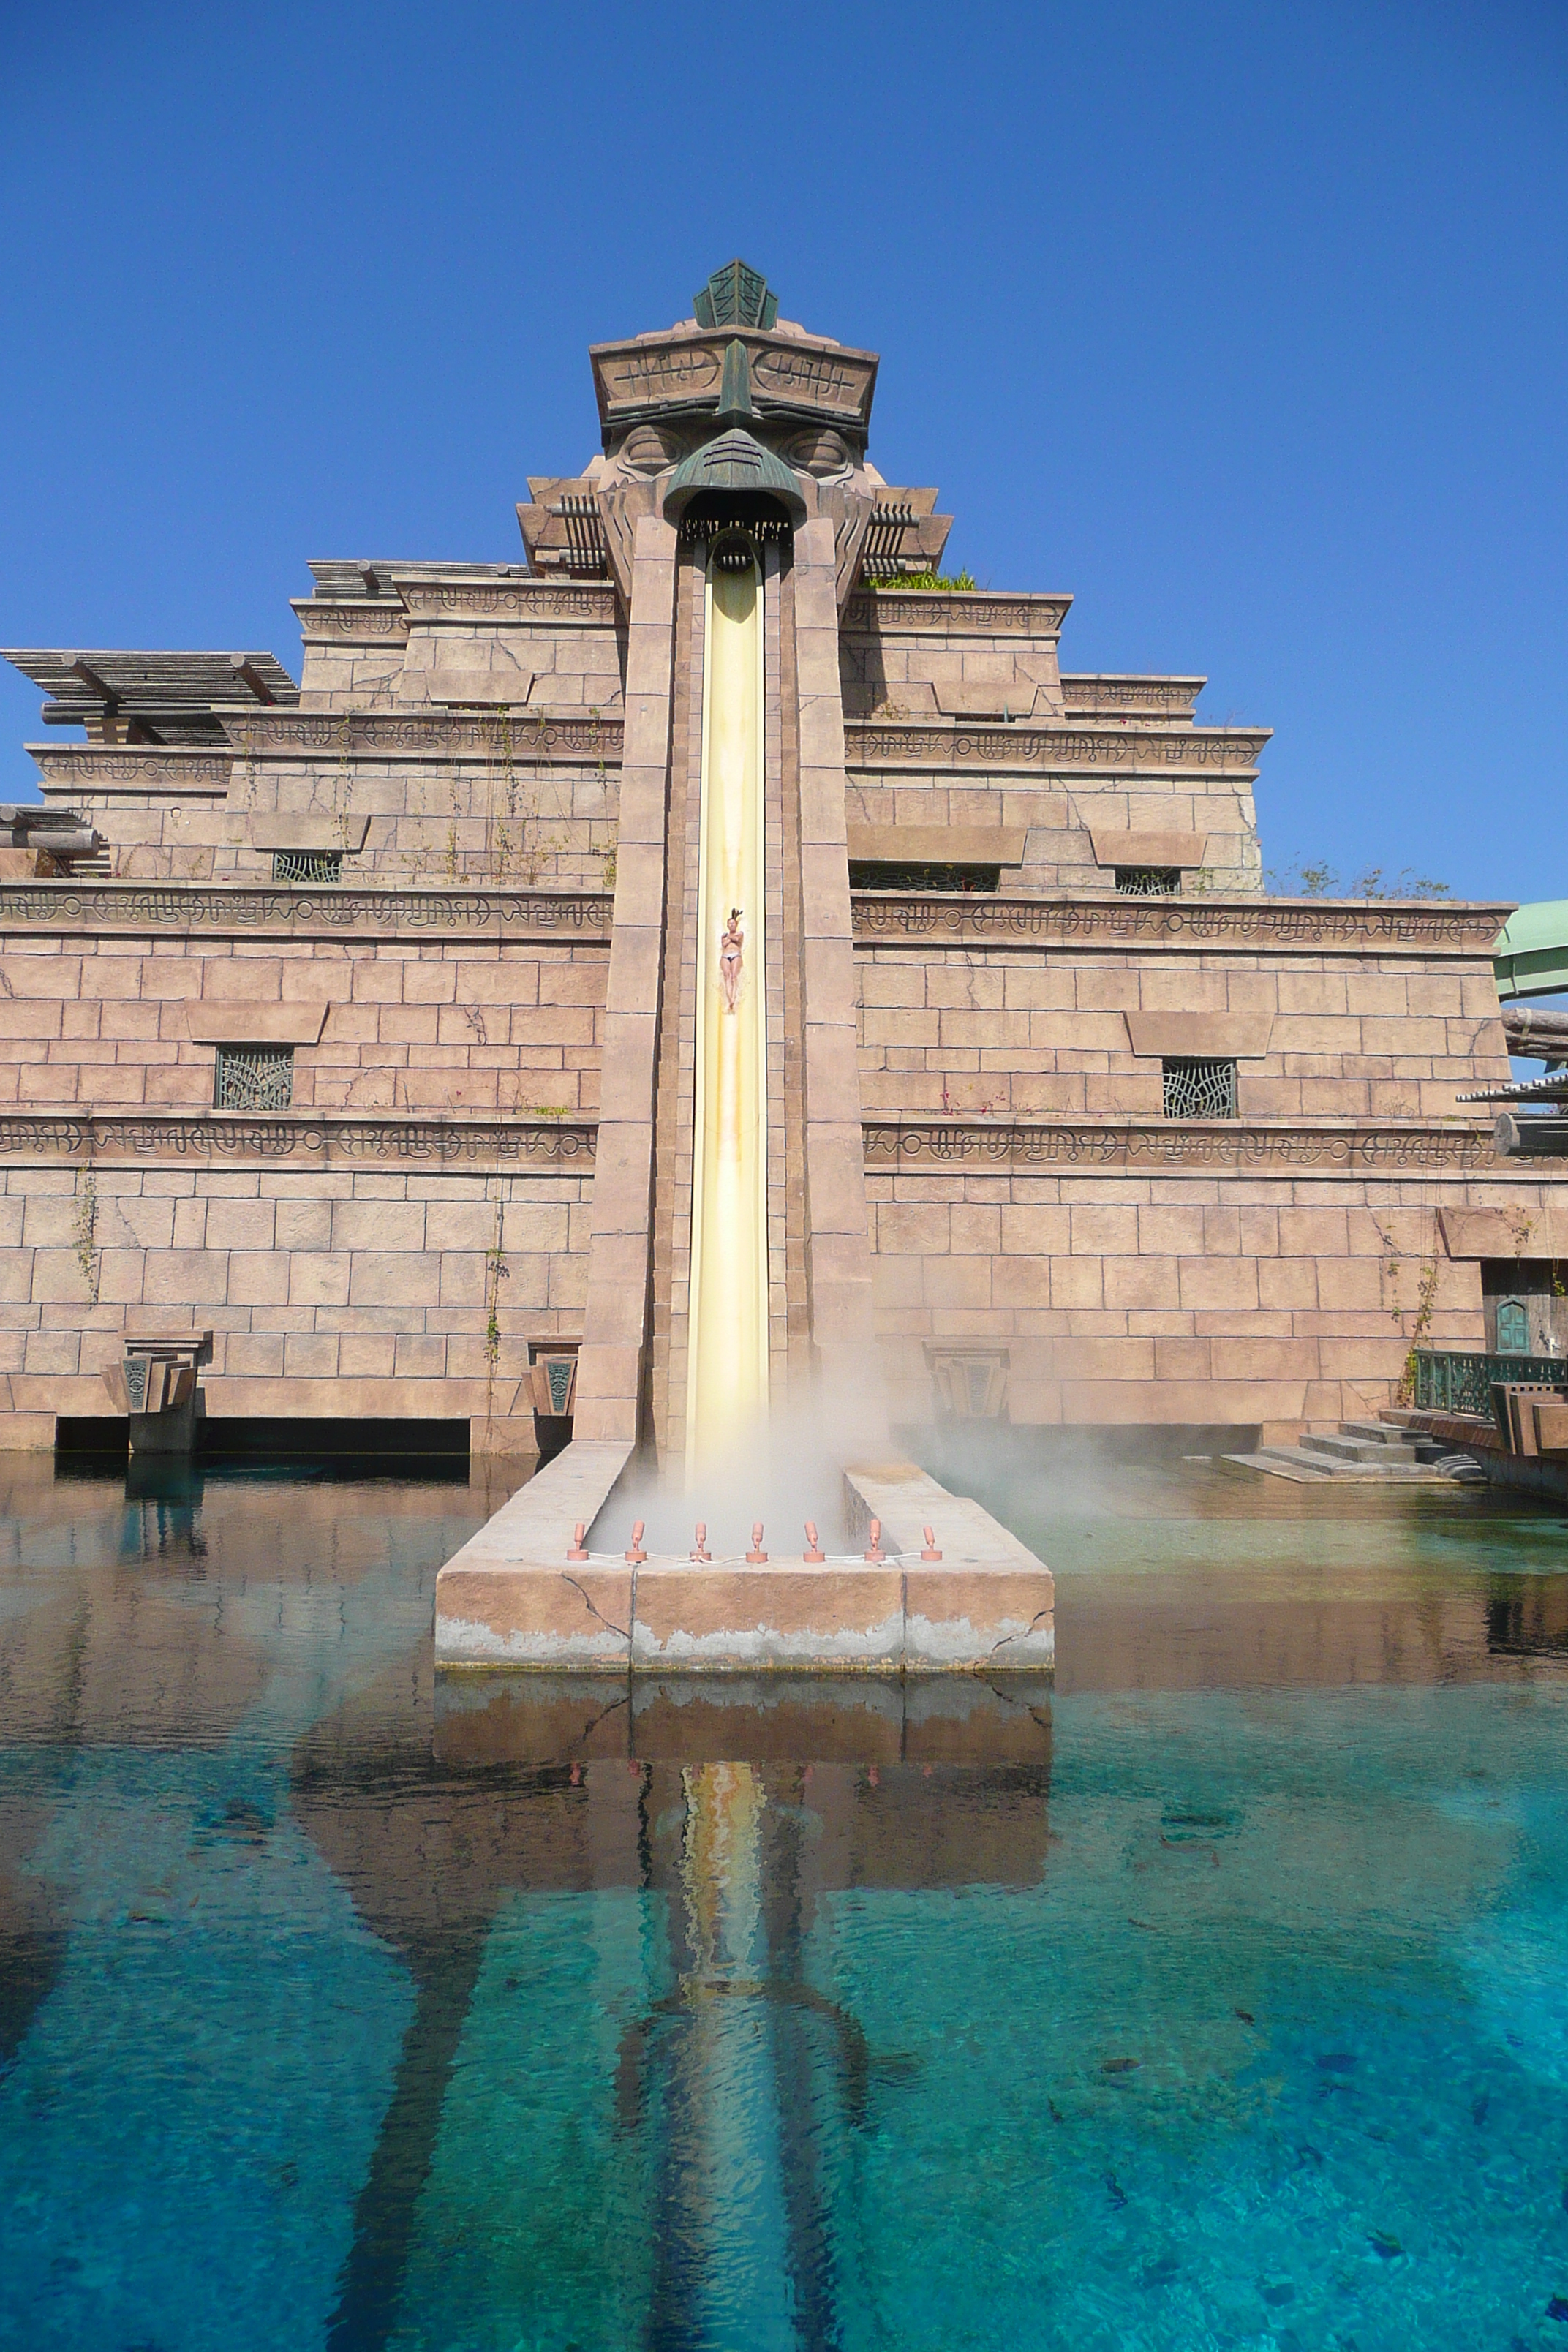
[1493,902,1568,1002]
[687,545,769,1474]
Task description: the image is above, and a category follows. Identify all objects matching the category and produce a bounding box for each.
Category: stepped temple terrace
[1,257,1564,1552]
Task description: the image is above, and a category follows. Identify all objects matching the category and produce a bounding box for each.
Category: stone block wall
[838,591,1068,719]
[394,618,625,716]
[0,1162,586,1449]
[295,584,626,718]
[42,749,619,892]
[844,768,1261,894]
[864,1166,1524,1430]
[0,935,608,1117]
[856,943,1509,1120]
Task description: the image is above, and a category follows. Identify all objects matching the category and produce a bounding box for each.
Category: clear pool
[2,1445,1567,2351]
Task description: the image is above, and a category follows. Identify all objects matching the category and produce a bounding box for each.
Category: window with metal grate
[214,1047,294,1110]
[1115,867,1180,896]
[848,861,1000,893]
[273,851,343,884]
[1162,1058,1237,1118]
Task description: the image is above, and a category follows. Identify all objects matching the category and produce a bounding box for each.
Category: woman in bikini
[719,908,745,1012]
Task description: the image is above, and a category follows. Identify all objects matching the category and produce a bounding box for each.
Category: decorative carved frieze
[0,883,613,941]
[843,592,1072,636]
[591,331,877,426]
[390,581,619,623]
[847,721,1268,773]
[595,339,723,410]
[290,601,407,639]
[216,711,623,761]
[852,894,1509,954]
[0,1113,596,1169]
[864,1118,1499,1174]
[749,342,869,414]
[28,747,232,791]
[1062,676,1205,715]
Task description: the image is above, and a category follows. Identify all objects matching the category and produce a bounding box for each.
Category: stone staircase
[1226,1414,1488,1485]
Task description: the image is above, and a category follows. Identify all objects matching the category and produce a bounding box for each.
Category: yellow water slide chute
[686,549,769,1474]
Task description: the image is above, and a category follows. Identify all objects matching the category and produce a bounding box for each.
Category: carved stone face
[784,426,853,480]
[617,423,687,478]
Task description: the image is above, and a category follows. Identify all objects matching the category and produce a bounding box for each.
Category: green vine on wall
[1371,1210,1444,1404]
[1396,1253,1442,1405]
[483,1193,510,1431]
[1371,1215,1403,1329]
[487,709,520,884]
[332,711,355,847]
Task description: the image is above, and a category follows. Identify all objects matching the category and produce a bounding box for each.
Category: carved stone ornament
[847,722,1269,774]
[618,424,689,477]
[693,259,779,331]
[391,579,618,623]
[863,1118,1500,1173]
[0,883,613,941]
[843,592,1073,637]
[0,1113,598,1169]
[850,893,1510,954]
[785,426,853,479]
[290,601,407,639]
[29,747,233,791]
[215,711,622,762]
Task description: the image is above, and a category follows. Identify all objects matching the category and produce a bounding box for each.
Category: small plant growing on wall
[874,570,977,592]
[74,1161,100,1306]
[1372,1210,1443,1403]
[330,712,357,848]
[1507,1208,1537,1265]
[1397,1250,1441,1406]
[1371,1214,1403,1327]
[445,783,461,883]
[483,1193,509,1431]
[1266,861,1452,900]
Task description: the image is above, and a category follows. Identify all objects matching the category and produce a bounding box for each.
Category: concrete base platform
[434,1445,1054,1673]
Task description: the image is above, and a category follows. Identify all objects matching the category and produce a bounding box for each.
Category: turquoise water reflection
[1,1452,1567,2348]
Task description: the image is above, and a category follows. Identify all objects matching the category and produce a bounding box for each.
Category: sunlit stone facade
[0,264,1547,1455]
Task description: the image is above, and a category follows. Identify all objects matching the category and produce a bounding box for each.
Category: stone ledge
[843,590,1073,636]
[1125,1011,1273,1058]
[847,824,1027,867]
[0,1111,596,1168]
[29,746,233,794]
[864,1117,1501,1174]
[391,578,619,623]
[184,1003,330,1046]
[1089,828,1208,868]
[846,719,1268,775]
[0,881,613,941]
[249,815,372,853]
[216,711,622,762]
[851,894,1512,954]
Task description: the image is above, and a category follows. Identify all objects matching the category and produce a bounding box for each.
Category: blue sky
[1,0,1564,902]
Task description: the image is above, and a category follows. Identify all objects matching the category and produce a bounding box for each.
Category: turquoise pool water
[1,1447,1567,2349]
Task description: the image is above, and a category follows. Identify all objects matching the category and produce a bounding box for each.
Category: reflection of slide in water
[623,1763,862,2351]
[687,553,769,1477]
